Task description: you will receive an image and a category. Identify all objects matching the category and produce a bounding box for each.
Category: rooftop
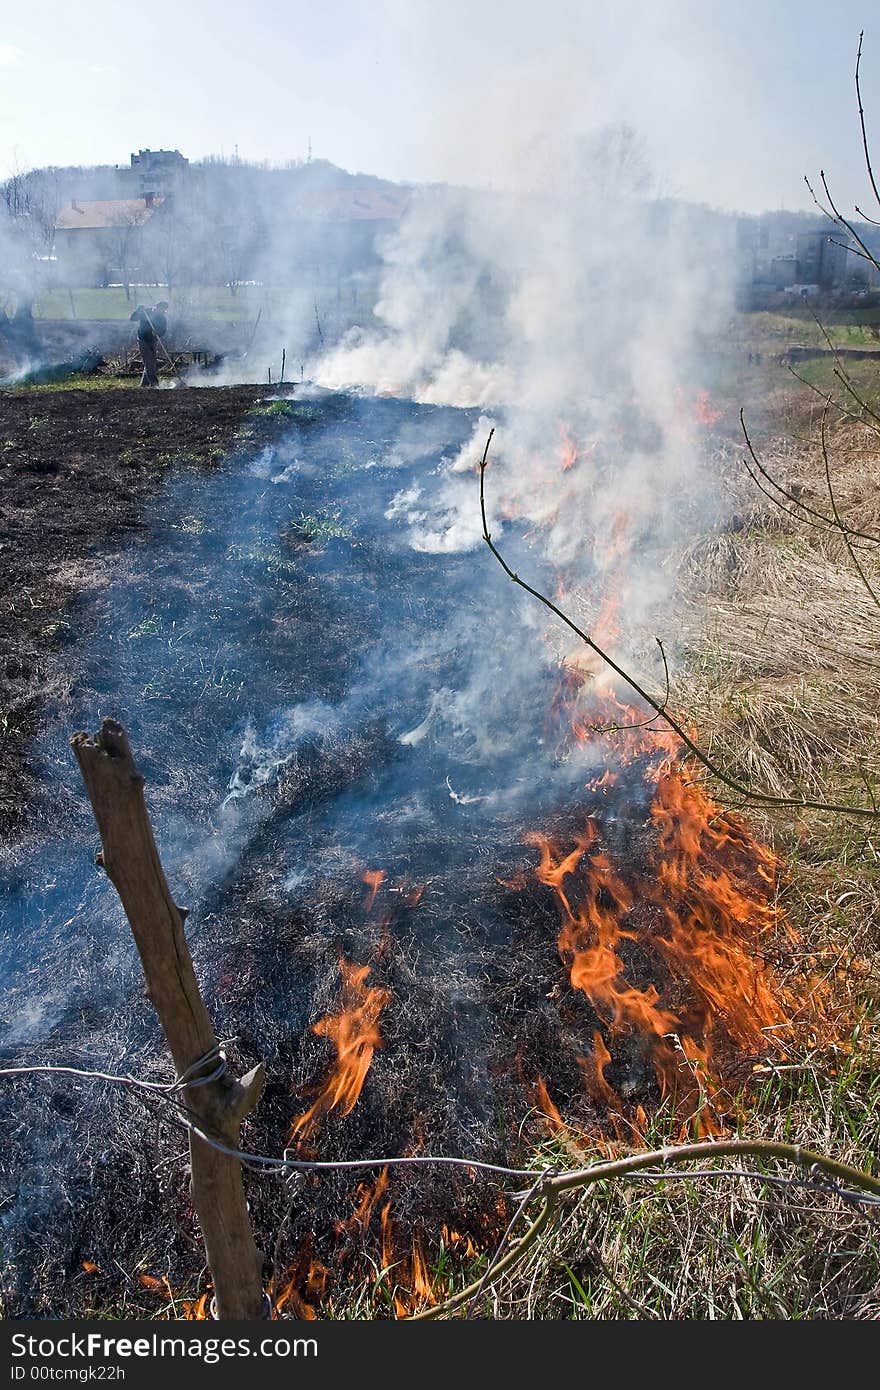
[55,197,165,230]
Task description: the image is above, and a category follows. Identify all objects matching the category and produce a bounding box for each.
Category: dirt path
[0,384,284,835]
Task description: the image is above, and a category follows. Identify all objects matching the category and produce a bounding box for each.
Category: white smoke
[314,142,732,696]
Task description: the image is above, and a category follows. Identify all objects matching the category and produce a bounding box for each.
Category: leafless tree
[106,206,148,301]
[0,168,60,361]
[584,121,654,201]
[0,168,60,306]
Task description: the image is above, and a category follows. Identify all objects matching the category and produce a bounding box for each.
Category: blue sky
[1,0,878,213]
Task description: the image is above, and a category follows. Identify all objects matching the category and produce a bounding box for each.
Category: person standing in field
[130,300,170,387]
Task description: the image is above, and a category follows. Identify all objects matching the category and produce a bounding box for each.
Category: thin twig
[820,402,880,611]
[786,362,880,443]
[804,173,880,276]
[409,1192,558,1321]
[832,365,880,433]
[586,636,670,734]
[800,300,880,434]
[478,430,879,820]
[465,1165,554,1317]
[547,1138,880,1200]
[853,29,880,209]
[741,408,880,543]
[413,1138,880,1319]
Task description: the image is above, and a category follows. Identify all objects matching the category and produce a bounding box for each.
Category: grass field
[34,282,381,324]
[745,306,880,347]
[695,303,880,423]
[14,372,134,392]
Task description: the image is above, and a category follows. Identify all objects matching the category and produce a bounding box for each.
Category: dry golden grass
[677,413,880,811]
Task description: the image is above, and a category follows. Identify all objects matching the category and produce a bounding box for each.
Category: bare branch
[832,364,880,433]
[479,431,879,819]
[787,361,880,442]
[793,297,880,436]
[855,30,880,212]
[821,170,880,274]
[741,408,880,544]
[853,205,880,225]
[804,173,880,277]
[586,635,671,734]
[412,1136,880,1318]
[820,402,880,611]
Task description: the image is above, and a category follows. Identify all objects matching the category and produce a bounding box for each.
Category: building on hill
[129,149,189,199]
[53,196,166,288]
[796,230,850,288]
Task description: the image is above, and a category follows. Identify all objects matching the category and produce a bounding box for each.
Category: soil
[0,384,286,836]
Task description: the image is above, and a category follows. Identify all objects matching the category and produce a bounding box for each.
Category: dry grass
[429,408,880,1321]
[470,1037,880,1319]
[677,413,880,812]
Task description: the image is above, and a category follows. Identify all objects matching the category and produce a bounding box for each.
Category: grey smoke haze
[313,136,731,693]
[0,118,740,689]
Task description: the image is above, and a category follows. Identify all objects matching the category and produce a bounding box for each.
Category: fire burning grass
[528,762,788,1140]
[290,958,391,1145]
[255,704,809,1317]
[2,388,876,1321]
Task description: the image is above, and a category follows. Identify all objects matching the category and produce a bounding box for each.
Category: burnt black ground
[0,385,286,835]
[0,386,632,1315]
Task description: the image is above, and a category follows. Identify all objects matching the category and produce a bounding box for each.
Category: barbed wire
[0,1042,231,1097]
[0,1058,539,1180]
[4,1055,880,1208]
[619,1165,880,1208]
[5,1051,880,1319]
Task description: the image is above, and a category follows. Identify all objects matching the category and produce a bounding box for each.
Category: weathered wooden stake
[71,718,266,1320]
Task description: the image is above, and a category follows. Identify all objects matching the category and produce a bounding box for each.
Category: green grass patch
[34,282,381,325]
[744,306,880,347]
[248,399,295,417]
[9,373,134,393]
[286,509,352,544]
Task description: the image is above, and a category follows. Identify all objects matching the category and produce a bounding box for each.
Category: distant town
[5,147,880,309]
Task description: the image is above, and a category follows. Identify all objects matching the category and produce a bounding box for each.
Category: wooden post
[71,719,266,1320]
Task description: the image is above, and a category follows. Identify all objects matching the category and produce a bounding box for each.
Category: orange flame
[361,868,386,912]
[672,384,724,429]
[579,1030,618,1107]
[139,1272,210,1319]
[181,1292,210,1320]
[649,771,785,1054]
[379,1205,438,1317]
[335,1166,390,1236]
[568,689,681,772]
[290,957,391,1143]
[525,735,791,1133]
[441,1225,478,1259]
[529,822,681,1082]
[558,425,578,472]
[272,1239,329,1319]
[532,1075,565,1130]
[138,1272,172,1295]
[694,389,724,427]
